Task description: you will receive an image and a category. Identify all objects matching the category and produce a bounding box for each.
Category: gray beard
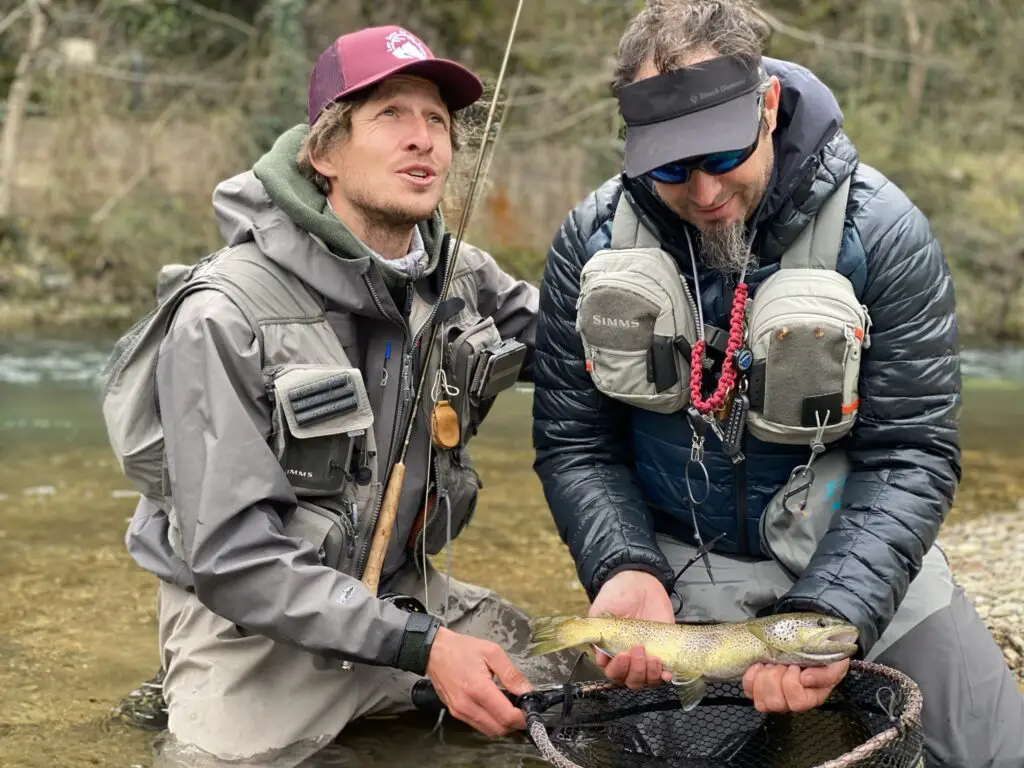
[698,221,758,276]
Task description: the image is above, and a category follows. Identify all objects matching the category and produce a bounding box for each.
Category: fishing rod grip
[411,678,444,715]
[362,461,405,596]
[411,678,524,716]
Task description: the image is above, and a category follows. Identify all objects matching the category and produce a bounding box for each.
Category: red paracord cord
[689,282,748,413]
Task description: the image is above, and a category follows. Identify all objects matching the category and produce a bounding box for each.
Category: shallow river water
[1,337,1022,767]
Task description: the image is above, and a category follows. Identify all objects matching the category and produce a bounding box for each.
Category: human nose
[687,170,724,208]
[403,116,434,153]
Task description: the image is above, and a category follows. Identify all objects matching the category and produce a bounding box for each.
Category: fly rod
[359,0,525,598]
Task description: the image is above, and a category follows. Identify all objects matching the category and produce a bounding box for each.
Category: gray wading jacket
[124,126,538,671]
[531,58,962,656]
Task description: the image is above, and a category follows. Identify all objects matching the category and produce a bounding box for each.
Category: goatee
[698,221,758,276]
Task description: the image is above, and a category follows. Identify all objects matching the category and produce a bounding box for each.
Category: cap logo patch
[386,30,428,61]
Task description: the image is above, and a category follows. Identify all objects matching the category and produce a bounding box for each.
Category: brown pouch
[430,400,460,449]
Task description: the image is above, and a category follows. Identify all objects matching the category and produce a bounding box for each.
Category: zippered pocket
[412,448,482,559]
[284,499,357,573]
[759,450,851,578]
[443,313,503,445]
[747,314,862,445]
[268,364,376,497]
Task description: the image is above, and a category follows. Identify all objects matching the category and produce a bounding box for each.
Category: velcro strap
[395,612,443,676]
[288,374,357,427]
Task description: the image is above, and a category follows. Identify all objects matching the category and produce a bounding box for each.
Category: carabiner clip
[782,464,814,515]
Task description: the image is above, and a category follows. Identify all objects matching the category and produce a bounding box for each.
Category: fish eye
[817,617,830,627]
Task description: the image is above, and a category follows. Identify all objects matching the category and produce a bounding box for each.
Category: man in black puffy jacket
[531,2,1024,766]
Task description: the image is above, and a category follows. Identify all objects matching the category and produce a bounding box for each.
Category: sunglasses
[645,98,765,185]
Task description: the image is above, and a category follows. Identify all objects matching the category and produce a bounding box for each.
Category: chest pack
[97,243,379,573]
[576,175,871,449]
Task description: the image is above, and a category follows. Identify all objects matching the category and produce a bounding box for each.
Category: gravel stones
[938,511,1024,686]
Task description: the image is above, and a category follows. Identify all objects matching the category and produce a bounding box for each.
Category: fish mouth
[827,628,859,647]
[793,626,859,662]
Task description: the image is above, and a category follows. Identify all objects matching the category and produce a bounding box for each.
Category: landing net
[519,661,924,768]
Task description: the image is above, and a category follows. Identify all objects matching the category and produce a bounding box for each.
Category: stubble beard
[356,192,433,235]
[349,182,440,257]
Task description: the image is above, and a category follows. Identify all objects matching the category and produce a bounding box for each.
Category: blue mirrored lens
[646,147,750,184]
[702,149,747,174]
[647,163,691,184]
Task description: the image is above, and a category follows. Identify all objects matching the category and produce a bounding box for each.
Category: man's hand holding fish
[742,656,850,714]
[587,570,676,689]
[577,568,854,713]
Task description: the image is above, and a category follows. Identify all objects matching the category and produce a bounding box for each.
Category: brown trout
[526,612,859,711]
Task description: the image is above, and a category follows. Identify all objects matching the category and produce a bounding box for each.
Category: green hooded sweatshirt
[252,124,447,291]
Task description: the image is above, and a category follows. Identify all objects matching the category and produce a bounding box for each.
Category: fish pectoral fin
[670,675,707,712]
[591,643,615,658]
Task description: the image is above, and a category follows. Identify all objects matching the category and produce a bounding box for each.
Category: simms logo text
[591,315,640,329]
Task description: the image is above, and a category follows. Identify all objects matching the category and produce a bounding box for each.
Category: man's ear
[764,75,781,134]
[310,151,338,182]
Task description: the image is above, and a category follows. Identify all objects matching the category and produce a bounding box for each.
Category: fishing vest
[576,178,869,565]
[575,176,871,452]
[98,242,481,580]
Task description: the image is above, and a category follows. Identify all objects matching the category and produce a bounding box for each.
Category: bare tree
[0,0,49,220]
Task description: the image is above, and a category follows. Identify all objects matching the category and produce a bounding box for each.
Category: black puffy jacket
[531,57,962,656]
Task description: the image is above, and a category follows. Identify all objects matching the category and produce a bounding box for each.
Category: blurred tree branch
[0,0,49,220]
[754,5,953,68]
[0,3,28,39]
[0,0,1019,337]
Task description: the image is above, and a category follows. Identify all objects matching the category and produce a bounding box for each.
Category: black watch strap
[395,612,442,675]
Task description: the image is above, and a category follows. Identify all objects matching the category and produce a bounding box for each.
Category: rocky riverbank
[937,509,1024,686]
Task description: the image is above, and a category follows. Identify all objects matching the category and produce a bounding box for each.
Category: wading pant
[153,562,586,768]
[659,534,1024,768]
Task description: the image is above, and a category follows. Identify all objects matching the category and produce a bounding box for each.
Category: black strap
[395,612,443,676]
[747,360,766,410]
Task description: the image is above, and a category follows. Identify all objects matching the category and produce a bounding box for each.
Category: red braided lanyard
[689,282,749,414]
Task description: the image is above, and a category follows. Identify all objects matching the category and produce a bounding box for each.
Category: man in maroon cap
[107,24,585,764]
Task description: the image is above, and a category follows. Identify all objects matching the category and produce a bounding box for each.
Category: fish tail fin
[526,615,588,657]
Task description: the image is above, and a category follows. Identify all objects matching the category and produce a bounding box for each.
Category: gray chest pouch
[744,176,871,447]
[268,364,378,500]
[575,196,700,414]
[443,310,528,446]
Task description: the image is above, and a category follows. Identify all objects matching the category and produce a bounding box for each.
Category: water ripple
[1,340,1022,388]
[0,341,109,385]
[960,347,1024,382]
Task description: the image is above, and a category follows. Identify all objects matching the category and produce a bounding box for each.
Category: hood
[211,124,447,306]
[622,56,859,267]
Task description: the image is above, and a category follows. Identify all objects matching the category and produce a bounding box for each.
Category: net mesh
[522,661,924,768]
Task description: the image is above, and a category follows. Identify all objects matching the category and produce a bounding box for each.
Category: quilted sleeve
[774,170,962,655]
[531,194,676,600]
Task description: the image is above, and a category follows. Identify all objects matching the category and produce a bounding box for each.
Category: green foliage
[488,246,547,284]
[97,0,255,60]
[0,0,1021,336]
[246,0,309,153]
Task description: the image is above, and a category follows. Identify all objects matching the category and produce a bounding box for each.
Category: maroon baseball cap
[307,25,484,126]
